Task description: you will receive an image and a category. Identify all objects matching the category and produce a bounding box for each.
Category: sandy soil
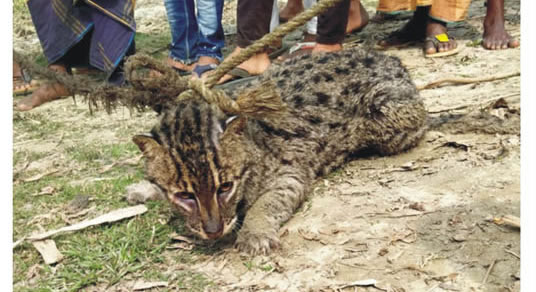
[13,0,520,291]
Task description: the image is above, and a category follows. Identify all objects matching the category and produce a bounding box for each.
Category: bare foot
[218,47,270,84]
[346,0,369,33]
[149,57,195,78]
[482,0,519,50]
[424,20,457,55]
[312,43,343,54]
[280,0,304,22]
[15,64,70,111]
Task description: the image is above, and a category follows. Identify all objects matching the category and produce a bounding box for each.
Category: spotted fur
[134,48,427,254]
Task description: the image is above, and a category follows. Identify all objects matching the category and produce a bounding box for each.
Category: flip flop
[214,67,259,90]
[424,33,461,58]
[13,67,40,96]
[374,29,420,51]
[172,67,191,76]
[192,63,218,78]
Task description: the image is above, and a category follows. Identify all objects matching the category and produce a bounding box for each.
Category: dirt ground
[13,0,520,291]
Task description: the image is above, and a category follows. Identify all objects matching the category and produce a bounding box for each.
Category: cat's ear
[133,134,178,184]
[133,134,163,158]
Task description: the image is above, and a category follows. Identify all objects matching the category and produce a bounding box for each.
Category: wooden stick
[417,72,520,90]
[504,249,520,259]
[493,215,520,229]
[481,259,497,285]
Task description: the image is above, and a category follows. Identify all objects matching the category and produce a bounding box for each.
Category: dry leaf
[27,205,148,241]
[32,240,64,265]
[133,281,168,290]
[67,206,96,220]
[297,228,319,241]
[169,233,194,244]
[409,202,426,211]
[378,247,389,256]
[34,186,56,196]
[26,264,42,280]
[122,155,143,165]
[99,162,117,174]
[336,279,378,289]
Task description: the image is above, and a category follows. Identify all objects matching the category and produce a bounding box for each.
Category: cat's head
[133,102,248,240]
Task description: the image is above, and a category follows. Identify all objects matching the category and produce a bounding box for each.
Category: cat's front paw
[235,229,280,255]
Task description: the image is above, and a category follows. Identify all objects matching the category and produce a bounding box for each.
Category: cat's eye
[217,182,233,195]
[174,192,195,201]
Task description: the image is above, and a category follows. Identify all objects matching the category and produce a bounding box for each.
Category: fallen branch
[417,71,520,90]
[25,205,148,242]
[493,215,520,229]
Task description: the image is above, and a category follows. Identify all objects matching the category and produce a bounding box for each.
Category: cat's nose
[203,219,223,239]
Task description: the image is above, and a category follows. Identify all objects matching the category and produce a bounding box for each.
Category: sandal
[424,33,461,58]
[13,66,39,96]
[375,29,421,50]
[192,63,218,78]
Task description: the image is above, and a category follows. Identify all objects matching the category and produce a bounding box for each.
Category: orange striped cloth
[376,0,471,22]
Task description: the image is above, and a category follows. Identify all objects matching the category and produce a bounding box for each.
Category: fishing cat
[133,48,427,255]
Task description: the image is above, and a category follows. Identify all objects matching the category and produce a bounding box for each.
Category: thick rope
[14,0,344,115]
[204,0,346,87]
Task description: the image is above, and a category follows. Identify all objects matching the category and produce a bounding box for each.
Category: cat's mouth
[192,216,238,240]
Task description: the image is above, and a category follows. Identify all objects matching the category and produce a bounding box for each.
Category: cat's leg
[235,170,308,255]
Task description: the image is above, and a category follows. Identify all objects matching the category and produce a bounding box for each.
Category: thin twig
[417,71,520,90]
[504,249,520,259]
[427,93,520,114]
[426,283,441,292]
[481,259,497,285]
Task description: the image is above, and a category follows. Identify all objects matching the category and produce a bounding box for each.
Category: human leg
[314,0,350,53]
[376,5,429,49]
[218,0,274,84]
[423,0,471,56]
[193,0,225,78]
[346,0,369,33]
[164,0,199,71]
[482,0,519,50]
[280,0,304,23]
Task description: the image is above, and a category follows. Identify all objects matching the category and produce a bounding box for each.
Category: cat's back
[259,47,421,124]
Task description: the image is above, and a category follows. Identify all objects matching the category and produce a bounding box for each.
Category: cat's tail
[425,98,520,135]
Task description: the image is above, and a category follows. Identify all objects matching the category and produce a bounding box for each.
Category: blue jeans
[164,0,225,65]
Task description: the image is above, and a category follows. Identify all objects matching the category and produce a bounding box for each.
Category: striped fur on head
[133,101,244,239]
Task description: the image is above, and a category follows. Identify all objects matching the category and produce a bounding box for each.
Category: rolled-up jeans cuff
[168,54,197,65]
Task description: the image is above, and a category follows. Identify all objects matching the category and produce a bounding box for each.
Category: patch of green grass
[13,201,183,291]
[13,115,65,140]
[65,142,139,166]
[135,32,172,59]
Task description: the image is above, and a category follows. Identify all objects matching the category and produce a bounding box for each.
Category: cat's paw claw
[235,232,280,255]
